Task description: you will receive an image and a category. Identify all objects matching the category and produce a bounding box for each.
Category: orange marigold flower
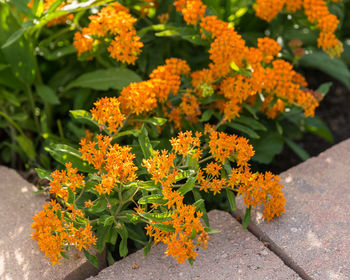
[90,97,125,134]
[257,37,281,63]
[84,200,93,208]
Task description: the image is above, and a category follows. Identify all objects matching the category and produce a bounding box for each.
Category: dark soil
[271,69,350,173]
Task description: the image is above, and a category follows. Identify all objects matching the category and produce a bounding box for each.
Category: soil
[271,69,350,173]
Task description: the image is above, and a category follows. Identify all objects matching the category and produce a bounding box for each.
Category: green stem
[25,84,41,134]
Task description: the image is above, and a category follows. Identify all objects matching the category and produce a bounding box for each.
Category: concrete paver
[88,210,301,280]
[234,139,350,280]
[0,166,105,280]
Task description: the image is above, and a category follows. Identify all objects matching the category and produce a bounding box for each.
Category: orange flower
[170,131,202,158]
[174,0,206,25]
[73,3,143,64]
[31,200,96,264]
[90,97,125,134]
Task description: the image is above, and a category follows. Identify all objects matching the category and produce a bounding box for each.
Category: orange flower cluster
[50,162,85,202]
[90,97,125,134]
[119,58,190,115]
[170,131,202,160]
[31,200,96,264]
[28,0,74,26]
[185,11,318,119]
[254,0,343,56]
[79,134,138,195]
[73,2,143,64]
[174,0,207,25]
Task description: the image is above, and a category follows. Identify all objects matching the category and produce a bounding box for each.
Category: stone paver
[88,210,301,280]
[0,166,106,280]
[234,139,350,280]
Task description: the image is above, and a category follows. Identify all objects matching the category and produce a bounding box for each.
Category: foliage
[0,0,344,266]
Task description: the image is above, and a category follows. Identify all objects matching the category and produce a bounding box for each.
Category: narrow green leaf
[152,223,175,232]
[316,82,332,98]
[204,227,221,234]
[178,175,197,195]
[48,0,65,12]
[103,216,114,227]
[226,189,237,211]
[131,117,167,126]
[138,195,166,205]
[139,212,173,223]
[235,115,267,131]
[192,189,209,227]
[227,122,260,139]
[45,144,95,173]
[15,135,36,161]
[35,168,52,180]
[144,237,152,256]
[138,125,153,159]
[66,68,141,91]
[305,116,334,143]
[242,206,251,230]
[285,138,310,161]
[299,52,350,89]
[1,28,25,49]
[36,85,60,105]
[89,198,107,213]
[83,249,98,268]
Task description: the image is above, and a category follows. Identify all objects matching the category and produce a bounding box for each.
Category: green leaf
[139,212,173,223]
[242,206,251,230]
[116,224,128,257]
[226,189,237,211]
[316,82,332,98]
[15,135,36,161]
[115,129,141,138]
[299,52,350,90]
[0,5,36,84]
[251,132,284,164]
[95,223,112,253]
[137,181,160,191]
[192,189,209,227]
[69,110,98,126]
[199,109,213,122]
[284,138,309,161]
[234,115,267,131]
[138,125,154,159]
[1,28,25,49]
[103,216,114,227]
[178,175,197,195]
[48,0,65,12]
[304,116,334,143]
[36,85,60,105]
[35,168,52,180]
[144,237,152,256]
[151,223,175,232]
[11,0,34,18]
[226,122,260,139]
[138,195,166,205]
[89,198,107,213]
[83,249,98,268]
[131,117,167,126]
[204,227,221,234]
[66,68,142,91]
[45,144,95,173]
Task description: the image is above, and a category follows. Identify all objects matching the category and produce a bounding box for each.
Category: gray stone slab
[88,210,301,280]
[234,139,350,280]
[0,166,105,280]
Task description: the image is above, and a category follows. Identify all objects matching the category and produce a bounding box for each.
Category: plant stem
[25,84,41,134]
